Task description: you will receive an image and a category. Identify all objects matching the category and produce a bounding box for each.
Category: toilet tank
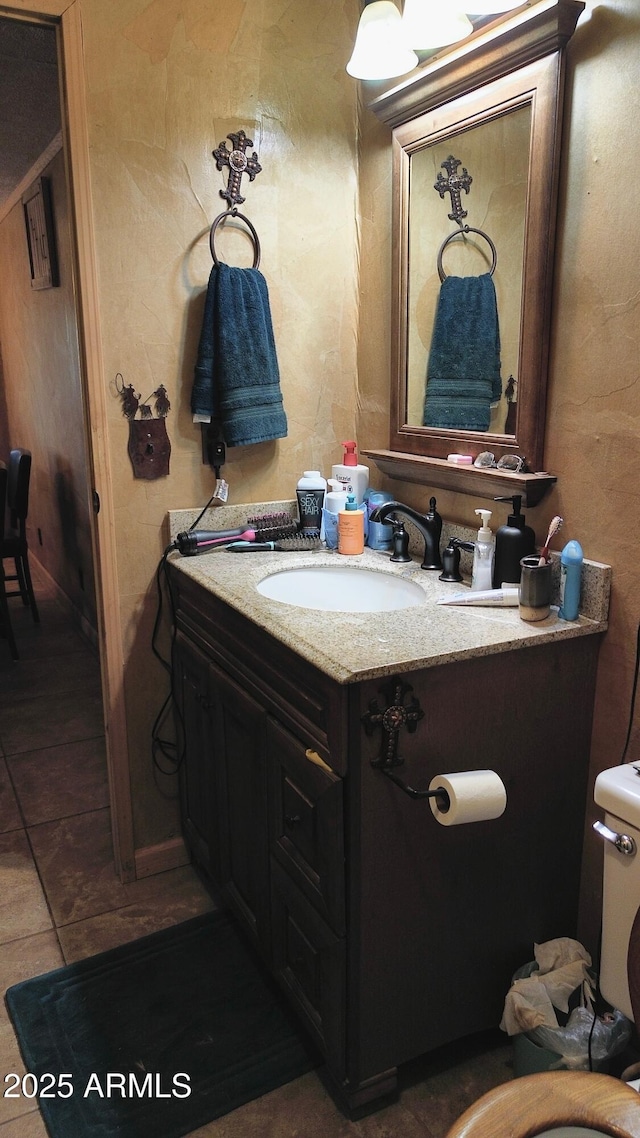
[594,763,640,1022]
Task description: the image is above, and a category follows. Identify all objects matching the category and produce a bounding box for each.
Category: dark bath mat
[5,910,319,1138]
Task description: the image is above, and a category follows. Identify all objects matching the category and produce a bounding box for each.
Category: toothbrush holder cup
[519,556,552,622]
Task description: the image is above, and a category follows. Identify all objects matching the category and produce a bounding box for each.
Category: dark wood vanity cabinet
[170,566,602,1111]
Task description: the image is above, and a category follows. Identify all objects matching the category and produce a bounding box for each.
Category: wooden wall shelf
[364,449,556,508]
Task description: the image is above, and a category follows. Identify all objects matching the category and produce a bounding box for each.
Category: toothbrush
[538,516,563,565]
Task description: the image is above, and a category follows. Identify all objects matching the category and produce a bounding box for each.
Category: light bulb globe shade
[346,1,419,81]
[401,0,473,49]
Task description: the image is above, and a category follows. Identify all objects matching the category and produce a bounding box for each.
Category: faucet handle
[389,520,412,564]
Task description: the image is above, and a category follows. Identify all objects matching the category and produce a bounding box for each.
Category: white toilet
[594,762,640,1090]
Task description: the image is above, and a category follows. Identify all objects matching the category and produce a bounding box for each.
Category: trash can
[501,939,633,1076]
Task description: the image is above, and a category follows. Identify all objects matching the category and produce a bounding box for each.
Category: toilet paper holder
[376,764,451,809]
[361,676,450,808]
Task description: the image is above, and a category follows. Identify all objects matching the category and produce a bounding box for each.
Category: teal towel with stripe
[423,273,502,432]
[191,263,288,447]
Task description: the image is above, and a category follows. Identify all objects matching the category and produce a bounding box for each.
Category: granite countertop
[168,502,611,685]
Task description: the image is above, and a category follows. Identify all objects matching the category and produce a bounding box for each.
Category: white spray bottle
[471,509,495,592]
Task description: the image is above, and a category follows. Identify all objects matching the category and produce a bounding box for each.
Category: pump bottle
[338,493,365,556]
[471,509,495,592]
[492,495,536,588]
[332,441,369,505]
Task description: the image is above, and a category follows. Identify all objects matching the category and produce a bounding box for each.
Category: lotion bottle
[492,495,536,588]
[332,441,369,505]
[322,479,349,549]
[338,493,365,556]
[471,509,495,592]
[558,539,583,621]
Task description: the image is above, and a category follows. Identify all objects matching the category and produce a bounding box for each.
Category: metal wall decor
[213,130,262,207]
[22,177,59,290]
[362,678,424,769]
[434,155,497,281]
[209,129,263,268]
[363,676,449,805]
[115,373,171,480]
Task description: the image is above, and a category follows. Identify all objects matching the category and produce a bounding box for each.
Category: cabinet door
[267,718,345,934]
[210,662,270,955]
[270,859,346,1076]
[173,632,219,879]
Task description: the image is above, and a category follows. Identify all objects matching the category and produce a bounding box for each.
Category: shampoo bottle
[558,539,583,621]
[492,495,536,588]
[332,441,369,505]
[338,493,365,556]
[471,509,495,592]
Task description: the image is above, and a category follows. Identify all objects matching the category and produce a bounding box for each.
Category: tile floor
[0,569,514,1137]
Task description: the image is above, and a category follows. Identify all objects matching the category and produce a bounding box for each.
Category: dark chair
[0,462,19,660]
[2,448,39,624]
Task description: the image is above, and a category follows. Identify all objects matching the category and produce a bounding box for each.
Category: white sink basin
[256,565,425,612]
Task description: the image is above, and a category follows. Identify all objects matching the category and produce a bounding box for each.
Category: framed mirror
[365,0,584,506]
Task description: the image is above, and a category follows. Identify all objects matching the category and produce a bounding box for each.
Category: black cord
[189,491,217,533]
[619,621,640,764]
[587,997,597,1071]
[150,544,185,778]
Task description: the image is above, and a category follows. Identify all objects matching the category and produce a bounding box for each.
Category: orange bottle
[338,494,364,556]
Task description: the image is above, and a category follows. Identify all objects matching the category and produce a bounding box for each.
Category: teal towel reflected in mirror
[191,263,288,447]
[423,273,502,432]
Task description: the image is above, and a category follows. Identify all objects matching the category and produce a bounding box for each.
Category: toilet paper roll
[428,770,507,826]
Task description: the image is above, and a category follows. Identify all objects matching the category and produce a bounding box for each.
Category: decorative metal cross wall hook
[434,155,472,226]
[362,678,424,770]
[213,130,262,207]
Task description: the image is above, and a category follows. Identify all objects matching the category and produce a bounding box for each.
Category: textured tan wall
[357,0,640,956]
[0,150,97,630]
[79,0,360,845]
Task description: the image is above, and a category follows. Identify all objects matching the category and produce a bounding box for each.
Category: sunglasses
[473,452,527,473]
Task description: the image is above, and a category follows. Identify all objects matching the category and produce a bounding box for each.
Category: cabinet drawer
[270,859,346,1076]
[267,718,345,934]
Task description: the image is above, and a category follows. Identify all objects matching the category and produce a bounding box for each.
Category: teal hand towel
[191,263,288,447]
[423,273,502,432]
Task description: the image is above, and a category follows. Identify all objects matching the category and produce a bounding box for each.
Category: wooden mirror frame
[365,0,584,507]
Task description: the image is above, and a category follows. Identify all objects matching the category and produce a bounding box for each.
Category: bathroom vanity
[167,514,609,1110]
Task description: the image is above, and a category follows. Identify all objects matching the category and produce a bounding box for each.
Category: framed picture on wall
[22,177,59,290]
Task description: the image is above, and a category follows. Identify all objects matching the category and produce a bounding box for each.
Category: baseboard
[31,554,98,648]
[134,836,191,879]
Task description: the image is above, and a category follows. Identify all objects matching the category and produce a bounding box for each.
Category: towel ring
[209,207,261,269]
[437,225,497,283]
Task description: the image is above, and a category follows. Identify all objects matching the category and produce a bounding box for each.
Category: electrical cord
[150,542,184,778]
[619,620,640,765]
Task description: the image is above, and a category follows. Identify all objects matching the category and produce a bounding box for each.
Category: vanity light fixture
[346,1,418,80]
[401,0,472,50]
[462,0,522,11]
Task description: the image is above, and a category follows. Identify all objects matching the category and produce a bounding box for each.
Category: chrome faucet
[369,496,443,571]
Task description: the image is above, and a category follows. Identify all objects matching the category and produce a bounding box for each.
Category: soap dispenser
[471,509,494,592]
[332,441,369,505]
[492,495,536,588]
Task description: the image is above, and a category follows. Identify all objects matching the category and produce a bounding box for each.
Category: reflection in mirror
[407,106,529,436]
[365,0,585,504]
